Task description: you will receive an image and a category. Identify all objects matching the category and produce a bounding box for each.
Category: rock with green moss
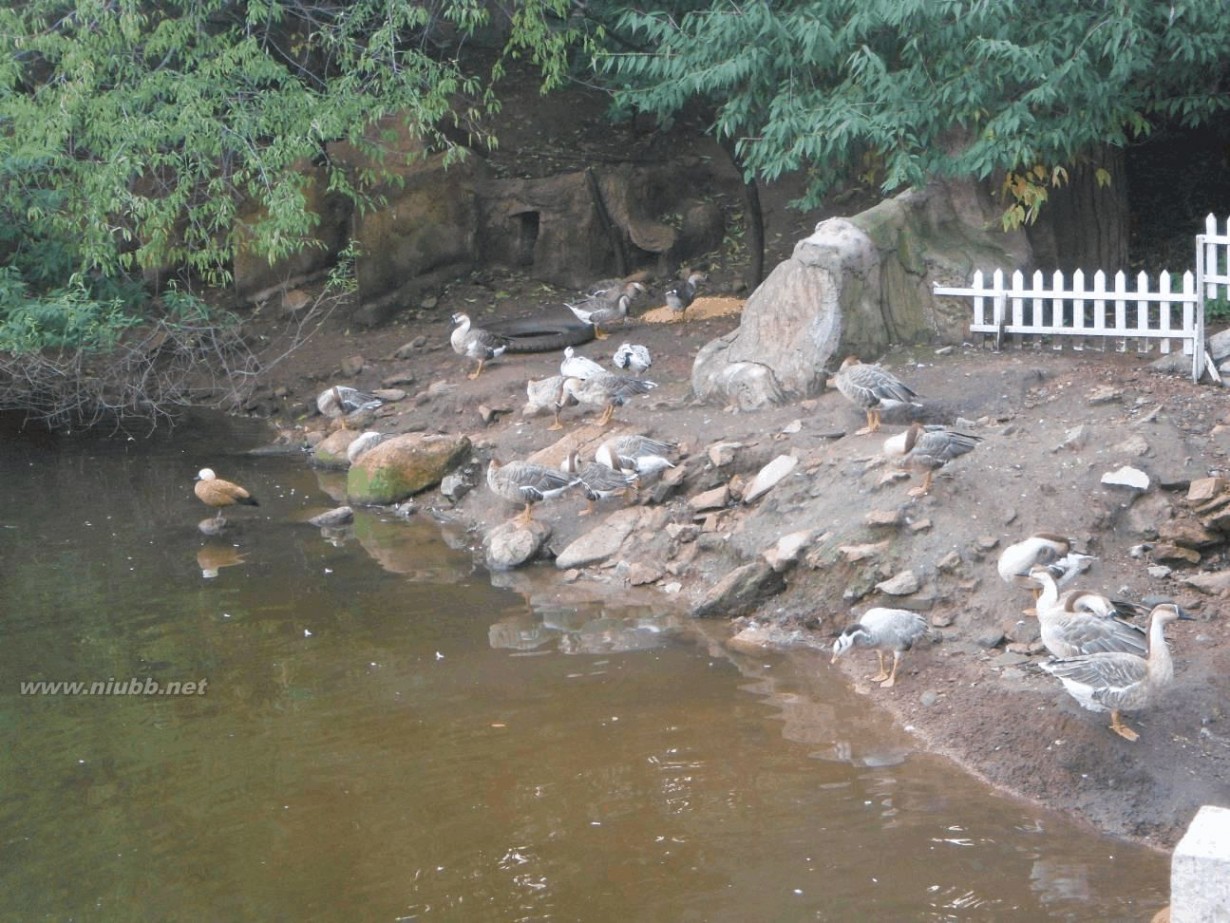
[346,433,471,504]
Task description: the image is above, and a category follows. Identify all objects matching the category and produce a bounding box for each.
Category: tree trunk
[1027,144,1129,274]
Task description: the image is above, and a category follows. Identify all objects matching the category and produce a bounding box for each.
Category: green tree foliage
[597,0,1230,221]
[0,0,580,354]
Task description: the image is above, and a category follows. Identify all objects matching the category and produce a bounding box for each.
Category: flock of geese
[195,278,1196,744]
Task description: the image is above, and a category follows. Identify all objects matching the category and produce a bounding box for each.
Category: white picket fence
[934,213,1230,382]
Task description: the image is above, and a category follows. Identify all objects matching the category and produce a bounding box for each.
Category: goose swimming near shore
[451,313,510,380]
[194,468,259,522]
[833,357,922,435]
[831,607,928,689]
[1040,603,1193,741]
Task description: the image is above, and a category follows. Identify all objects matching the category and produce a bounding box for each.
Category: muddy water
[0,414,1168,920]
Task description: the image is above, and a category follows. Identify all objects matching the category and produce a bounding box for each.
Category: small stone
[394,336,428,358]
[909,518,933,533]
[707,441,743,467]
[1148,564,1173,578]
[662,582,683,595]
[875,570,920,596]
[340,354,365,378]
[930,611,955,628]
[382,371,417,387]
[1087,385,1123,405]
[838,541,890,563]
[743,454,798,504]
[690,485,730,512]
[1112,434,1150,457]
[371,388,406,402]
[1101,465,1150,491]
[665,523,700,543]
[627,562,665,586]
[975,627,1005,649]
[1058,425,1088,451]
[975,535,1000,551]
[1153,542,1201,565]
[993,651,1032,668]
[1188,477,1228,502]
[936,550,962,572]
[919,690,940,706]
[780,419,803,435]
[308,506,354,527]
[440,472,472,502]
[865,508,904,527]
[763,529,815,573]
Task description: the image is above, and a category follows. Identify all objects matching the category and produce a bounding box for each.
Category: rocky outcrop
[346,433,471,504]
[692,179,1031,409]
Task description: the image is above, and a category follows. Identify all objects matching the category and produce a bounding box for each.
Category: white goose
[1040,603,1193,741]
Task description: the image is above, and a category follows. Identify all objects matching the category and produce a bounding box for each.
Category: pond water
[0,414,1169,920]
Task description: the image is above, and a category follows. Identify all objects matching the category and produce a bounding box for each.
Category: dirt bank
[240,273,1230,852]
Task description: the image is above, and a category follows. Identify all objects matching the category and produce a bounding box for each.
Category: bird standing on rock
[317,386,382,428]
[1039,603,1193,741]
[831,608,928,688]
[451,312,509,380]
[665,271,705,322]
[833,356,922,435]
[194,468,259,523]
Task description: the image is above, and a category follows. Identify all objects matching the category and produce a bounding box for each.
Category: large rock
[691,559,787,619]
[693,179,1030,409]
[485,520,553,571]
[346,433,471,504]
[554,507,643,569]
[311,429,362,469]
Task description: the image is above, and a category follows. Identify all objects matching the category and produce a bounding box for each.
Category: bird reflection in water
[197,543,248,579]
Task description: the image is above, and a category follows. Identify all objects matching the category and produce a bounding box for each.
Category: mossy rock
[346,433,471,504]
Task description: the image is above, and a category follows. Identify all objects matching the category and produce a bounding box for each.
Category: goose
[550,372,657,429]
[1039,603,1193,741]
[594,434,677,478]
[1029,566,1148,659]
[665,271,705,322]
[194,468,259,522]
[833,356,922,435]
[612,342,652,376]
[578,279,646,310]
[831,607,928,688]
[564,292,634,340]
[998,533,1094,600]
[891,422,980,497]
[317,386,382,426]
[560,346,605,380]
[486,458,577,524]
[450,313,510,379]
[346,431,386,465]
[562,449,638,514]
